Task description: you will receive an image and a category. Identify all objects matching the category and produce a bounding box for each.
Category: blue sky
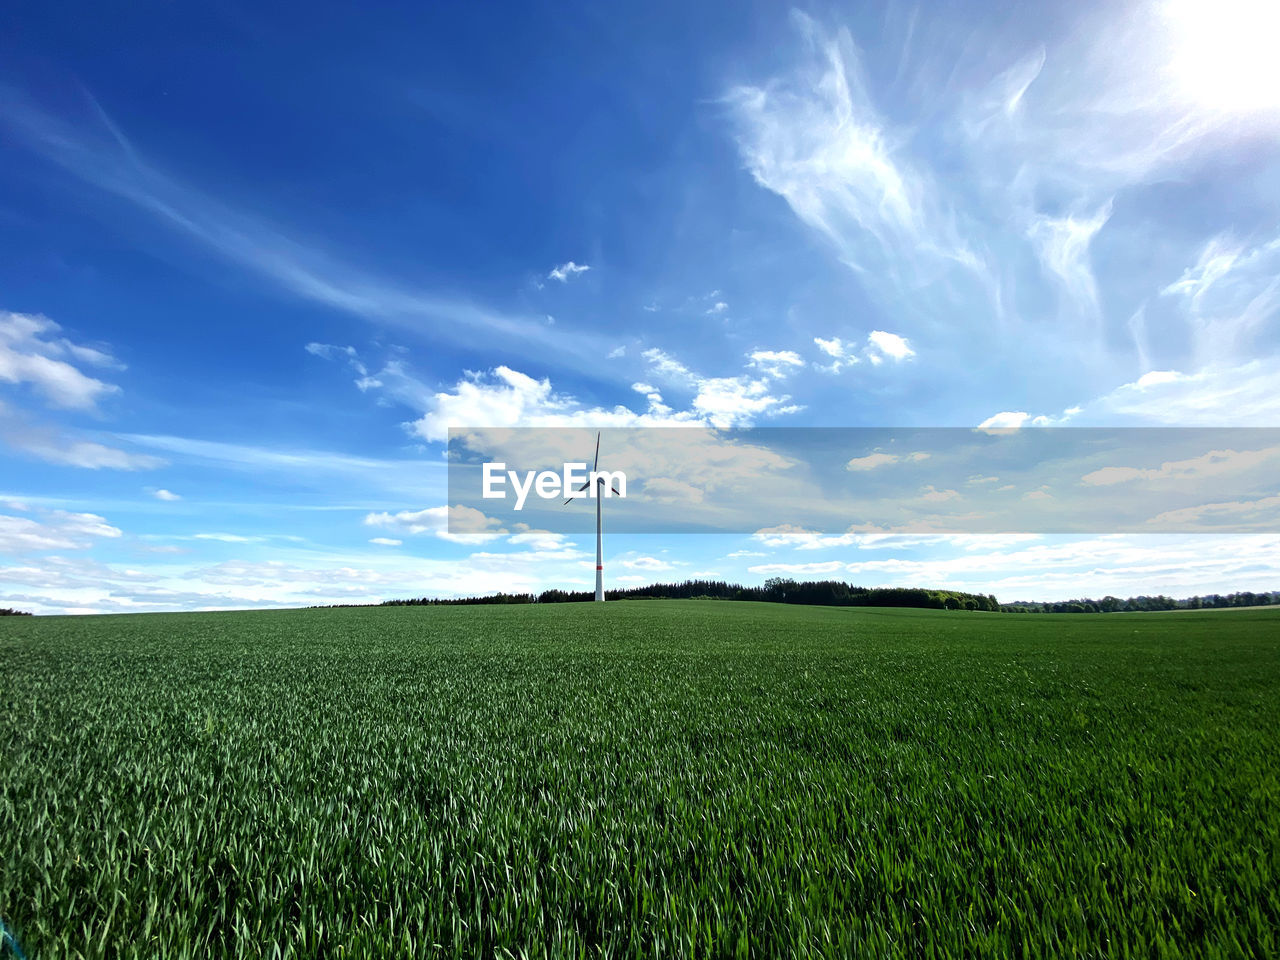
[2,0,1279,613]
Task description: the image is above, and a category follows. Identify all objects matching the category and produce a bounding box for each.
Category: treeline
[377,581,1280,614]
[1004,591,1280,614]
[382,578,1002,611]
[0,607,33,616]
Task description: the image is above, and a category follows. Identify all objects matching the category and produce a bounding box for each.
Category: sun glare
[1161,0,1280,115]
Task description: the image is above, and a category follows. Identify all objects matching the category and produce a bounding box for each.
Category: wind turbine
[564,431,620,602]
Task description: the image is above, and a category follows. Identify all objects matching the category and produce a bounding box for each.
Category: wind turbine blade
[593,431,600,472]
[611,486,621,496]
[563,480,591,504]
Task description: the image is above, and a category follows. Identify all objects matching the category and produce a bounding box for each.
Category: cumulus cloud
[403,347,801,443]
[865,330,915,364]
[151,488,181,501]
[813,336,860,373]
[814,332,914,371]
[976,409,1074,430]
[689,376,801,428]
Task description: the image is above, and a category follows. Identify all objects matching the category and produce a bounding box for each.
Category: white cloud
[607,345,626,359]
[0,537,605,613]
[151,488,181,501]
[2,427,165,470]
[1009,356,1280,428]
[406,365,695,443]
[619,556,675,571]
[736,535,1280,602]
[0,509,122,553]
[865,330,915,363]
[363,504,507,543]
[507,528,572,551]
[690,376,800,428]
[846,450,929,471]
[405,347,802,444]
[1135,370,1185,389]
[724,13,982,286]
[751,524,822,547]
[813,337,847,359]
[1148,494,1280,529]
[975,410,1069,430]
[748,560,845,576]
[369,537,402,546]
[920,485,960,503]
[641,348,696,385]
[746,349,804,378]
[548,261,590,282]
[1081,447,1280,487]
[1161,235,1242,307]
[1158,232,1280,365]
[1026,201,1112,318]
[814,332,914,371]
[813,336,860,373]
[0,311,122,411]
[642,477,705,503]
[846,452,898,471]
[304,342,360,363]
[706,301,729,315]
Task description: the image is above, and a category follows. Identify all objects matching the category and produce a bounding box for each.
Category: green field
[3,602,1279,958]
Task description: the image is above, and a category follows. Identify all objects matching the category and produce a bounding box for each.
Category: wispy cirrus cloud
[1025,200,1113,323]
[0,91,616,371]
[723,11,985,289]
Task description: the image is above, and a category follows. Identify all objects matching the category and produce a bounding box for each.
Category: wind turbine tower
[564,431,619,602]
